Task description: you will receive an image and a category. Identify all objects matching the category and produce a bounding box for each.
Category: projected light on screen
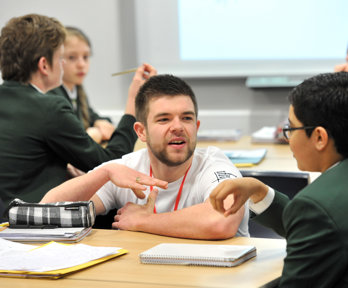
[135,0,348,78]
[179,0,346,61]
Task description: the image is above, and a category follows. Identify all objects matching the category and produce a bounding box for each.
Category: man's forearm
[116,201,244,240]
[41,168,109,203]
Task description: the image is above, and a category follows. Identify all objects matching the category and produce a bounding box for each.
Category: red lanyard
[150,165,191,214]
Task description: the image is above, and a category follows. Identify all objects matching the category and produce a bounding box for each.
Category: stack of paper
[0,238,127,279]
[0,227,92,243]
[197,129,242,142]
[224,149,267,167]
[139,243,256,267]
[251,126,277,143]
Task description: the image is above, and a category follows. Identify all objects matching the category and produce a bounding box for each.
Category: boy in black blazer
[0,14,155,206]
[210,72,348,287]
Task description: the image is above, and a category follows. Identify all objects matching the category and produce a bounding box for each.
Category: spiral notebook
[139,243,256,267]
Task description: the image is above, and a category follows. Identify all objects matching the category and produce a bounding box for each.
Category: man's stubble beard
[147,137,196,167]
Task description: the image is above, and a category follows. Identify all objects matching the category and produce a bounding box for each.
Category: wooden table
[198,136,299,172]
[1,137,300,287]
[0,229,286,288]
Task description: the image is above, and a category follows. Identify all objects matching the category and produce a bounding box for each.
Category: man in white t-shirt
[42,74,249,239]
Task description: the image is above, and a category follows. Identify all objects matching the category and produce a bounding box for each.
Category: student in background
[334,45,348,72]
[0,14,155,206]
[210,72,348,287]
[41,74,249,239]
[49,27,115,144]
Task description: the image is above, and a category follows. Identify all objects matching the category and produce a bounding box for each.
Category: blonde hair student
[50,26,115,143]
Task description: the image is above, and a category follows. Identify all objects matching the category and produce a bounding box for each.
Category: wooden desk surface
[196,136,298,172]
[0,137,305,286]
[1,229,286,288]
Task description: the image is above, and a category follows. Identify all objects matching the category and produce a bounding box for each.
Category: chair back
[0,198,6,223]
[241,170,310,238]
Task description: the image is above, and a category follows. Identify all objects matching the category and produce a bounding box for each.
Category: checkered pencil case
[5,199,96,228]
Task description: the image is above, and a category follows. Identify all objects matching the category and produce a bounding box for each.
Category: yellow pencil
[0,222,9,231]
[111,68,137,77]
[235,163,254,168]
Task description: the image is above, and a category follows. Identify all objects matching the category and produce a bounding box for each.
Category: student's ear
[196,119,200,131]
[134,121,147,142]
[312,126,329,151]
[37,56,50,76]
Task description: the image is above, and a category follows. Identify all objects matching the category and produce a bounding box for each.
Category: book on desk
[197,129,242,142]
[139,243,256,267]
[251,126,288,144]
[0,237,127,279]
[224,148,267,167]
[0,225,92,243]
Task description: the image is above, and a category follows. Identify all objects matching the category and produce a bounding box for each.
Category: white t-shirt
[96,146,249,236]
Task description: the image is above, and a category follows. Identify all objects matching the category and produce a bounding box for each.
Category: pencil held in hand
[111,68,137,77]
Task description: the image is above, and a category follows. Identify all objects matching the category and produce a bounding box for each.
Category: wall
[0,0,291,135]
[0,0,129,110]
[117,1,291,134]
[183,78,290,133]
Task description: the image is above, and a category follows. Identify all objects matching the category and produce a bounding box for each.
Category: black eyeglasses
[282,124,315,140]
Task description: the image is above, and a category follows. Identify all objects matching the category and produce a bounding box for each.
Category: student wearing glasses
[210,72,348,287]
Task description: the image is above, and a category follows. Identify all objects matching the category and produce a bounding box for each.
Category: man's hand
[209,177,268,217]
[103,164,168,199]
[112,189,158,230]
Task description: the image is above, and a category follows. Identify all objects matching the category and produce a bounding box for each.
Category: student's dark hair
[0,14,66,83]
[135,74,198,125]
[288,72,348,158]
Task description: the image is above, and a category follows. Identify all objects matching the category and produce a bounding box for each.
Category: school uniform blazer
[50,85,111,126]
[0,81,137,206]
[254,159,348,287]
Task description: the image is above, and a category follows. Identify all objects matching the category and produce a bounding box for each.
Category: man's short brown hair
[0,14,66,83]
[135,74,198,125]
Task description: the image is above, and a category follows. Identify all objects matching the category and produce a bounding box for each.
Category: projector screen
[135,0,348,78]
